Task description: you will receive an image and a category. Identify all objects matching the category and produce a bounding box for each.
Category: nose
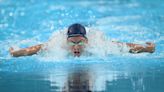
[73,45,80,51]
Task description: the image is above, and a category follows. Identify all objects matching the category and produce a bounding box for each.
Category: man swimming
[9,23,155,57]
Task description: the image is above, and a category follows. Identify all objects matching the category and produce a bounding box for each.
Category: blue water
[0,0,164,92]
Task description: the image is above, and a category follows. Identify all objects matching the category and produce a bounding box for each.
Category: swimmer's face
[67,36,88,57]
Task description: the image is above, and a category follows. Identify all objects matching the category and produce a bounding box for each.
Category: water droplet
[9,12,13,16]
[50,26,54,30]
[21,31,25,34]
[20,12,25,16]
[1,9,5,14]
[59,20,62,24]
[75,14,78,17]
[4,23,8,27]
[61,13,64,17]
[0,24,3,28]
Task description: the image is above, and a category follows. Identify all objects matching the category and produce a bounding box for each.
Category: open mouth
[74,51,80,57]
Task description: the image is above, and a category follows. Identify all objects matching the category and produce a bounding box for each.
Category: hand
[9,47,14,55]
[145,42,155,53]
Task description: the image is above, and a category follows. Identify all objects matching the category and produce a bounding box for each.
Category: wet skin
[67,36,88,57]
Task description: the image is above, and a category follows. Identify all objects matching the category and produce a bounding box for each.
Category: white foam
[86,28,130,57]
[38,28,130,61]
[38,29,69,61]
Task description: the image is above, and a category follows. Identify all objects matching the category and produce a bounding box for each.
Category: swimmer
[9,23,155,57]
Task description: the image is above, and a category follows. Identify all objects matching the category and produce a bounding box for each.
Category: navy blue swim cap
[67,23,86,38]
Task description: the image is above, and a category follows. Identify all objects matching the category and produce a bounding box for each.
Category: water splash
[34,28,130,61]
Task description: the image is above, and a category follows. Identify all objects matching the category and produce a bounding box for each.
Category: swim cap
[67,23,86,38]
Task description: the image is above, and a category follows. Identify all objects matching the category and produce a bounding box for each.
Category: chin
[74,54,81,57]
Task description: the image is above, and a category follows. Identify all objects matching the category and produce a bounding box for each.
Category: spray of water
[38,29,69,61]
[86,28,130,57]
[36,28,130,61]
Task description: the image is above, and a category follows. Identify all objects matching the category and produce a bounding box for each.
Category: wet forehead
[67,36,86,42]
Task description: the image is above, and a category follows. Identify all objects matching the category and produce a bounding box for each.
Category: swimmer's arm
[126,42,155,53]
[112,41,155,53]
[9,44,43,57]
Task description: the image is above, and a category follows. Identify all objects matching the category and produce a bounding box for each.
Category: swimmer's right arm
[9,44,43,57]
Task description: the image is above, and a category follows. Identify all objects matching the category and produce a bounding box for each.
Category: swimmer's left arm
[112,41,155,53]
[126,42,155,53]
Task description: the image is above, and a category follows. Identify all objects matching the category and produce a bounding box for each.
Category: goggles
[68,41,85,46]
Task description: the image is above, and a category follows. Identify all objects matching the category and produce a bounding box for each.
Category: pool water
[0,0,164,92]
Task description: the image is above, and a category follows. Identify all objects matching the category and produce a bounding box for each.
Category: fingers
[10,47,13,50]
[145,42,155,53]
[146,42,155,46]
[146,42,151,45]
[9,47,14,55]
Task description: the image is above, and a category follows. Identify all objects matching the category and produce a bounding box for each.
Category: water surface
[0,0,164,92]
